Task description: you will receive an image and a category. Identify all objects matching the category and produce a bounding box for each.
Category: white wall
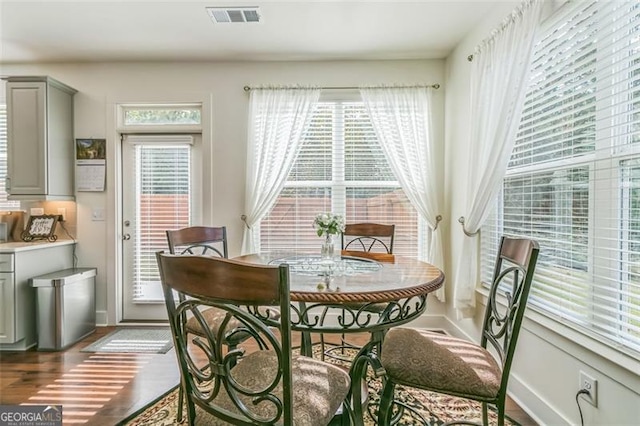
[0,58,446,324]
[444,2,640,425]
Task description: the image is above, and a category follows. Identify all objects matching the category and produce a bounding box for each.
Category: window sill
[476,287,640,378]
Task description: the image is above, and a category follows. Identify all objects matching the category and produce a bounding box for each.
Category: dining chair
[321,223,396,362]
[166,225,253,422]
[341,223,395,256]
[156,252,354,425]
[370,236,539,426]
[166,225,228,258]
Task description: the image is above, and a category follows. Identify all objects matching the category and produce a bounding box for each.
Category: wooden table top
[234,252,444,304]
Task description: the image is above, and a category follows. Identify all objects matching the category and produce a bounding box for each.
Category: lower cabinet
[0,244,74,350]
[0,272,15,342]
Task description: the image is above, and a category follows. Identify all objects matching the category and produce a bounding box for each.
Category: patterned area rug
[81,328,174,354]
[119,345,520,425]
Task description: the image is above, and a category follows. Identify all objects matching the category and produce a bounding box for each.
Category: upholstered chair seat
[381,328,502,399]
[185,307,280,337]
[185,308,233,336]
[194,351,350,425]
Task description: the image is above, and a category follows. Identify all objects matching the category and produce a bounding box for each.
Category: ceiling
[0,1,504,64]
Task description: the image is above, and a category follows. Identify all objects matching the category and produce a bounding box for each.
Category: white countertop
[0,239,76,253]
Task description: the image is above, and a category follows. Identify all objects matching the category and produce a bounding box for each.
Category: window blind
[260,100,419,256]
[482,0,640,354]
[129,137,192,301]
[0,106,20,210]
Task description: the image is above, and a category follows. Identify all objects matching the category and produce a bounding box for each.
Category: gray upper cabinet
[5,76,77,200]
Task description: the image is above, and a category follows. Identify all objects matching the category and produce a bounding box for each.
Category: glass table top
[268,255,382,277]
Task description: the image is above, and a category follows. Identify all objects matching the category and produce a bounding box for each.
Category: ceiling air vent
[206,7,261,23]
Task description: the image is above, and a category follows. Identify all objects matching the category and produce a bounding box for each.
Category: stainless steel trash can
[30,268,97,351]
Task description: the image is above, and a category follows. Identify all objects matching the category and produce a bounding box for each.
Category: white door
[121,135,194,321]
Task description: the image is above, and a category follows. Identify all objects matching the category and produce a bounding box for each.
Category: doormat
[81,328,173,354]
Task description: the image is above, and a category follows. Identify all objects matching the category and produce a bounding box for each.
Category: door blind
[482,0,640,354]
[129,136,192,301]
[260,100,419,256]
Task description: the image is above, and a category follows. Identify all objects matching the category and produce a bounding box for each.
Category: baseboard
[509,372,571,425]
[399,313,455,332]
[96,310,108,326]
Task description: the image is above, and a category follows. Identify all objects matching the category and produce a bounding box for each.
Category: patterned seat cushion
[193,351,351,425]
[185,307,281,337]
[381,328,502,399]
[185,307,240,336]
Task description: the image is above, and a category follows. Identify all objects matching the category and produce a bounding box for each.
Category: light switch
[91,208,105,221]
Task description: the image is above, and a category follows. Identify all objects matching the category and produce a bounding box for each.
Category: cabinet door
[0,272,16,343]
[6,81,47,195]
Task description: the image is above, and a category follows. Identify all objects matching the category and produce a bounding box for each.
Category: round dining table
[234,252,445,357]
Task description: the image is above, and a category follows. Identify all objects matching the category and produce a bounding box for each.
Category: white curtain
[454,0,544,317]
[361,86,445,301]
[241,87,320,254]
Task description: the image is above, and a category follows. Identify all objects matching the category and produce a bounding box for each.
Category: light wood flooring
[0,326,537,425]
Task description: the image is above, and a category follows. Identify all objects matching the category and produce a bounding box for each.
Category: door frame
[105,92,213,325]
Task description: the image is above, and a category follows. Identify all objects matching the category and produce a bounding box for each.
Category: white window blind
[260,100,419,256]
[0,105,20,210]
[482,0,640,354]
[130,137,191,300]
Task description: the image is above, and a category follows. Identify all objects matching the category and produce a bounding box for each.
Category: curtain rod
[467,0,538,63]
[243,83,440,92]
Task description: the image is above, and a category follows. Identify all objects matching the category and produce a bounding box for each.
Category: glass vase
[321,234,335,260]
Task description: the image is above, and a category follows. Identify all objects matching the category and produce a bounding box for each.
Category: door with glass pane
[122,135,193,320]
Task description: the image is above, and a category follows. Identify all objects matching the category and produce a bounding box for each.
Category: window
[258,98,421,257]
[122,105,201,126]
[0,105,20,210]
[482,1,640,354]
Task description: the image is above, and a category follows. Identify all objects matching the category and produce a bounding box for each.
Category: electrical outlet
[57,208,66,222]
[30,207,44,216]
[579,371,598,407]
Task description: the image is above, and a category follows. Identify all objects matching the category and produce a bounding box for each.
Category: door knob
[123,233,131,240]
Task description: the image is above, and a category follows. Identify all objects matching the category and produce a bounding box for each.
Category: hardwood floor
[0,327,178,425]
[0,326,537,425]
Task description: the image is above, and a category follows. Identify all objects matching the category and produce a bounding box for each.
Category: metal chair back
[341,222,395,254]
[166,226,228,258]
[482,236,539,398]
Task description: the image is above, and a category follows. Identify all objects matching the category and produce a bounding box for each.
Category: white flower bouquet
[313,212,346,237]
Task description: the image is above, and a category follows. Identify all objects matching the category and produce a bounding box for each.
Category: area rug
[81,328,174,354]
[120,384,519,426]
[119,345,520,425]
